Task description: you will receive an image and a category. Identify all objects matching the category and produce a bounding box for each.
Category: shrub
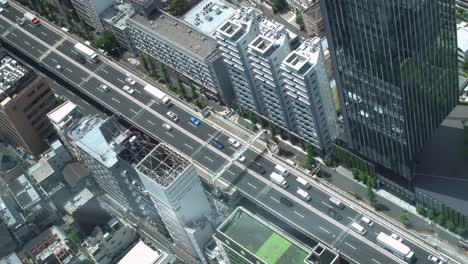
[416,205,426,216]
[445,220,456,231]
[455,227,466,236]
[436,214,446,226]
[351,168,360,180]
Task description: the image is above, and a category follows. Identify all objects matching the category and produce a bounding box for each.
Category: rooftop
[458,23,468,53]
[118,240,168,264]
[63,188,94,215]
[0,197,16,227]
[47,101,78,126]
[135,143,191,188]
[215,207,309,264]
[182,0,236,36]
[0,252,22,264]
[62,162,90,188]
[414,105,468,215]
[248,17,296,57]
[215,7,257,41]
[128,11,219,58]
[101,1,135,30]
[282,38,321,73]
[0,50,32,97]
[7,174,41,210]
[71,116,129,168]
[28,158,55,184]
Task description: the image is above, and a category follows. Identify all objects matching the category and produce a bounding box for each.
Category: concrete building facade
[302,1,325,38]
[136,144,215,264]
[100,2,135,50]
[0,49,58,158]
[70,0,115,32]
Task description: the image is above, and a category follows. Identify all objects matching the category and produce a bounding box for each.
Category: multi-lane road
[0,4,456,264]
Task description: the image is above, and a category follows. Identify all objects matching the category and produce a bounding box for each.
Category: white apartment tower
[70,0,115,32]
[136,144,215,264]
[281,38,337,152]
[214,8,263,113]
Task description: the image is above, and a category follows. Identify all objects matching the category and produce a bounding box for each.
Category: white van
[296,188,311,202]
[350,222,367,235]
[296,177,311,189]
[329,197,344,209]
[275,164,289,177]
[361,216,374,227]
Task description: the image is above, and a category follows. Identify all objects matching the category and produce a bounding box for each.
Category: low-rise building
[118,240,172,264]
[82,218,138,264]
[100,2,135,50]
[302,1,325,38]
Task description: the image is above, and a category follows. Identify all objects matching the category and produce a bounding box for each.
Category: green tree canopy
[304,144,315,170]
[295,13,304,30]
[94,31,118,54]
[399,210,409,225]
[272,0,288,14]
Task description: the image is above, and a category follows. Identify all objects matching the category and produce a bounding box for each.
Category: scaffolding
[136,144,191,188]
[118,130,157,165]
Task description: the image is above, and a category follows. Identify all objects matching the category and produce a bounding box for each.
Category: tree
[427,209,436,220]
[463,61,468,72]
[190,82,198,101]
[168,0,189,16]
[295,13,304,31]
[139,52,150,72]
[147,57,159,79]
[436,214,446,226]
[176,77,187,99]
[455,227,466,236]
[269,123,278,142]
[161,64,171,86]
[399,210,409,225]
[351,168,360,180]
[272,0,288,14]
[304,144,316,170]
[366,181,376,206]
[360,171,369,185]
[445,220,456,231]
[416,205,426,216]
[94,31,118,55]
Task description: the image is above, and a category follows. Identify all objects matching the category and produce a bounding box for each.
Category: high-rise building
[136,144,215,264]
[100,2,135,50]
[302,1,325,38]
[321,0,458,183]
[0,49,58,158]
[70,0,115,32]
[281,38,337,153]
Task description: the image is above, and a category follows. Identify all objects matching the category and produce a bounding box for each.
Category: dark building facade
[321,0,458,185]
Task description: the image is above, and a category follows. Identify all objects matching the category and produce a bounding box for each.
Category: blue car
[211,138,224,149]
[189,116,201,126]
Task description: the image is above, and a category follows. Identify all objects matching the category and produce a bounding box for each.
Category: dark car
[280,197,293,207]
[327,208,342,221]
[210,138,224,149]
[248,162,266,175]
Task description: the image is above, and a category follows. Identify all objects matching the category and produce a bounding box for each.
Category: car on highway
[99,84,109,92]
[427,255,445,264]
[189,116,201,126]
[228,137,241,148]
[16,18,25,26]
[279,197,293,207]
[390,233,403,242]
[123,85,134,94]
[162,123,172,131]
[238,155,246,162]
[327,208,342,221]
[248,162,266,175]
[55,64,62,71]
[166,111,178,122]
[0,7,3,13]
[125,77,136,86]
[361,216,374,227]
[211,138,224,149]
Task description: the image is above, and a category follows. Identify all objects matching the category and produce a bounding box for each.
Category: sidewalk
[322,165,468,263]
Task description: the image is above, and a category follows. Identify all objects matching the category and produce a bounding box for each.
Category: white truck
[376,232,415,262]
[270,172,288,188]
[24,12,40,26]
[144,84,171,106]
[74,42,98,63]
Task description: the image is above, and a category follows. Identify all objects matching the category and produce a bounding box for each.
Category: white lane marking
[371,259,382,264]
[81,77,87,82]
[111,97,120,103]
[294,211,304,218]
[319,226,330,234]
[165,132,174,138]
[226,170,235,175]
[147,120,155,126]
[229,147,237,152]
[117,78,124,83]
[130,108,138,115]
[184,144,193,150]
[321,201,332,208]
[347,216,355,222]
[345,242,357,250]
[66,68,73,73]
[189,122,198,127]
[205,156,214,162]
[41,31,47,36]
[24,40,30,45]
[101,69,109,74]
[51,58,58,63]
[81,99,90,106]
[135,89,142,94]
[247,182,257,189]
[10,32,17,37]
[0,24,4,29]
[70,50,77,55]
[270,196,280,203]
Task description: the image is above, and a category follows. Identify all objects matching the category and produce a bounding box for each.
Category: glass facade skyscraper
[321,0,458,183]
